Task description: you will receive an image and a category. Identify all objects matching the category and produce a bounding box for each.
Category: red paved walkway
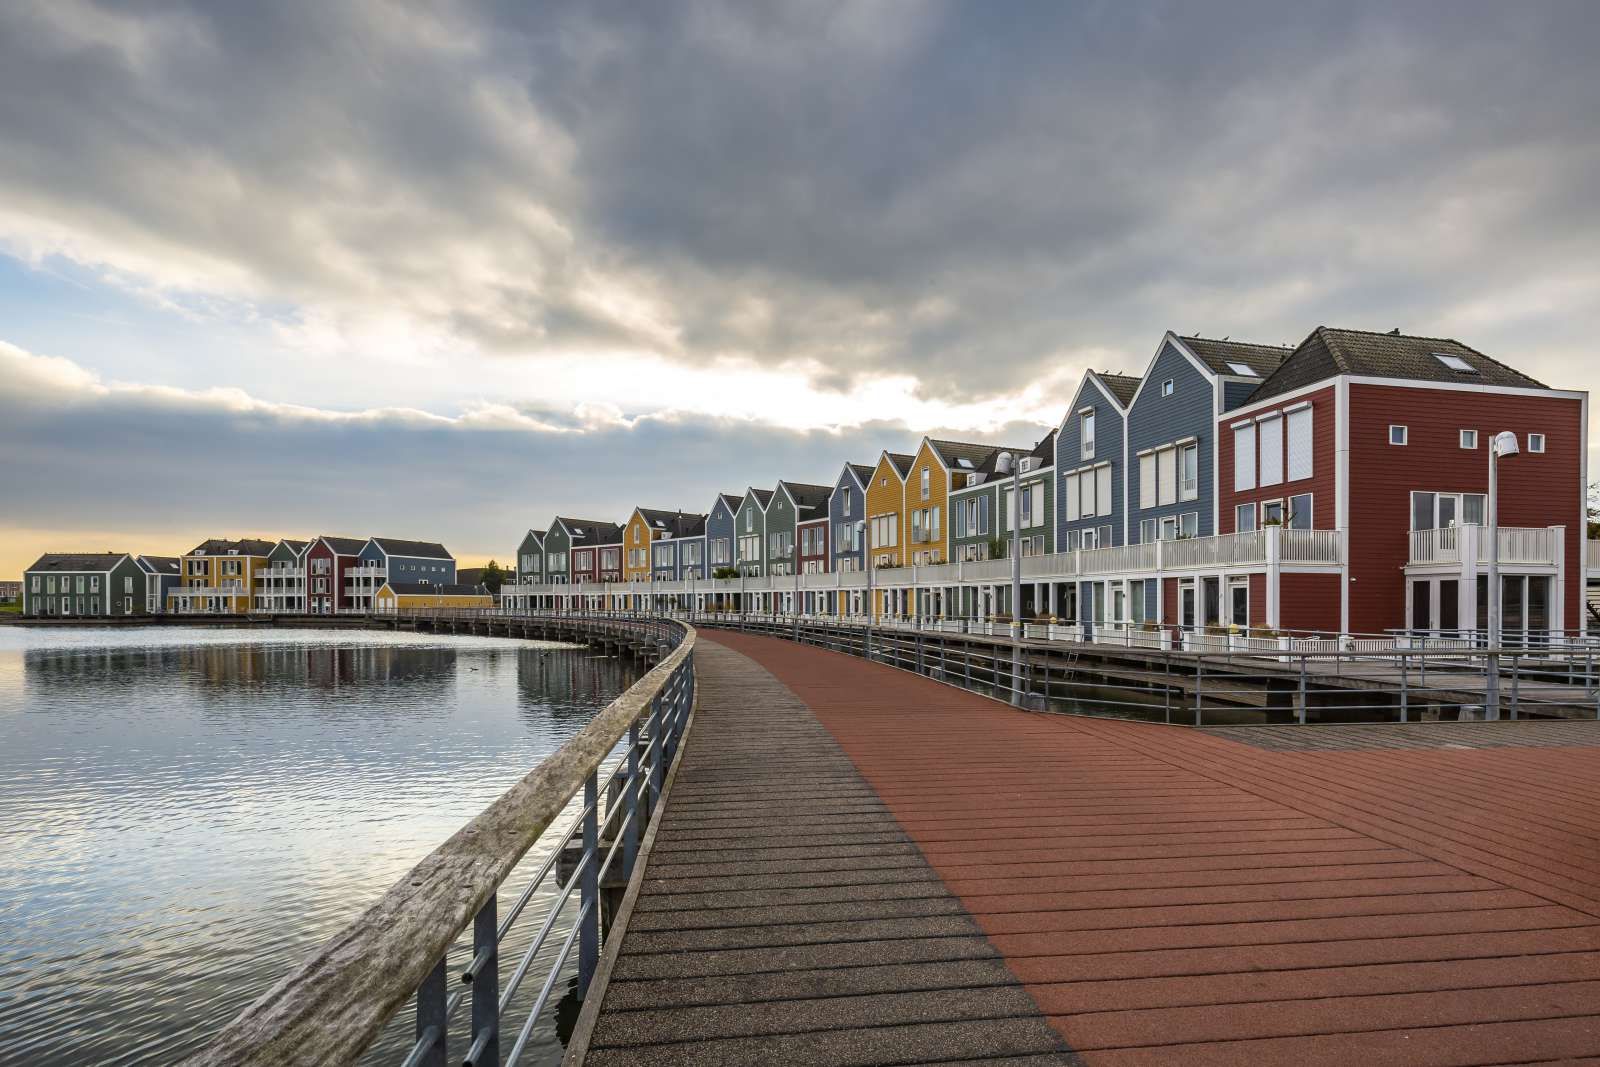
[705,631,1600,1066]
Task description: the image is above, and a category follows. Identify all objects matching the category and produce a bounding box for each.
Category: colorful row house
[257,539,309,613]
[169,538,276,614]
[24,553,148,617]
[136,555,181,613]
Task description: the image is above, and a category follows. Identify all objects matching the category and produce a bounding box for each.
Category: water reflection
[0,627,638,1066]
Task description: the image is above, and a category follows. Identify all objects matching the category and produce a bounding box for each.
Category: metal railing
[186,615,695,1067]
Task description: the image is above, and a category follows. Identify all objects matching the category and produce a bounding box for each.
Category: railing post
[416,956,448,1067]
[1297,655,1308,725]
[1399,651,1408,723]
[648,693,664,805]
[1194,656,1204,727]
[465,895,499,1067]
[623,721,640,880]
[1510,654,1520,720]
[578,770,599,995]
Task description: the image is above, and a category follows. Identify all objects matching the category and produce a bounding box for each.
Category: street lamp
[994,451,1024,707]
[857,519,873,659]
[1485,431,1518,719]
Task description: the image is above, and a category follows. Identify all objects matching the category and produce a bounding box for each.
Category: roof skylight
[1434,353,1477,373]
[1225,362,1256,376]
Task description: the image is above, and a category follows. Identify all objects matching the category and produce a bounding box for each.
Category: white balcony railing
[1409,527,1460,564]
[1589,539,1600,571]
[1408,525,1558,567]
[1281,528,1343,564]
[1485,527,1556,565]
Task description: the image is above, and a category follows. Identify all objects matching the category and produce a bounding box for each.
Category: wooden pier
[569,630,1600,1066]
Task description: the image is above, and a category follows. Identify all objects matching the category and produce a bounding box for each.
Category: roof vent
[1433,353,1477,373]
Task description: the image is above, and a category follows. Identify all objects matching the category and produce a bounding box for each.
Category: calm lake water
[0,625,638,1066]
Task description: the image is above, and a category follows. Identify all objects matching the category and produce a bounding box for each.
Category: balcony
[1409,525,1560,567]
[345,566,385,580]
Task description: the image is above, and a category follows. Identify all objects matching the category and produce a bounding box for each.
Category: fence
[186,616,695,1067]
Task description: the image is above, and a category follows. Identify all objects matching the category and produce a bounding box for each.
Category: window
[1080,410,1095,459]
[920,467,930,500]
[1261,500,1284,525]
[1286,406,1313,480]
[843,491,852,518]
[1225,362,1255,376]
[1157,448,1177,507]
[31,576,39,592]
[1233,423,1256,491]
[1259,415,1283,486]
[47,577,55,594]
[1138,452,1156,509]
[1433,352,1476,373]
[1235,504,1256,533]
[1065,472,1080,522]
[978,494,990,535]
[1460,429,1478,450]
[1180,512,1199,538]
[1180,442,1198,501]
[1390,425,1408,446]
[1288,493,1313,530]
[1095,464,1112,518]
[1161,379,1174,397]
[1140,518,1157,543]
[1159,515,1177,540]
[930,506,941,541]
[744,509,753,533]
[1529,433,1546,453]
[1410,491,1486,530]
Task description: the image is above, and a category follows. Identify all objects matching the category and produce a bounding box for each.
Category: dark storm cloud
[2,0,1597,402]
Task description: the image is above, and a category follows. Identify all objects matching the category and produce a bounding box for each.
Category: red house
[305,535,367,614]
[1219,328,1587,640]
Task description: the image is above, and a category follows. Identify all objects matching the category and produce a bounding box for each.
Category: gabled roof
[277,539,310,553]
[370,537,453,560]
[926,438,1002,474]
[137,555,181,574]
[27,552,131,572]
[886,452,915,477]
[1093,371,1142,408]
[778,481,833,518]
[187,538,277,557]
[1247,326,1548,403]
[520,529,546,547]
[1030,428,1058,463]
[317,535,368,556]
[745,487,775,509]
[381,582,488,597]
[635,509,707,538]
[714,492,744,515]
[951,441,1035,490]
[556,518,624,545]
[1176,336,1291,379]
[848,462,875,483]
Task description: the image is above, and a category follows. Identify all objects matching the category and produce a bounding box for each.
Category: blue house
[1055,370,1140,552]
[136,554,182,614]
[733,488,774,577]
[828,462,873,573]
[703,492,743,577]
[1124,333,1289,545]
[356,537,456,611]
[644,511,708,581]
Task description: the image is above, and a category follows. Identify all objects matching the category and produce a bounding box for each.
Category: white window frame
[1138,452,1156,510]
[1161,378,1174,397]
[1288,493,1314,530]
[1390,425,1408,446]
[1234,423,1256,491]
[1258,414,1284,486]
[1179,442,1198,502]
[1235,503,1256,533]
[1261,499,1285,525]
[1529,433,1546,453]
[1460,429,1478,450]
[1080,409,1095,460]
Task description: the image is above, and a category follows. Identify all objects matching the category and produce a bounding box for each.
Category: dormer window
[1434,353,1476,373]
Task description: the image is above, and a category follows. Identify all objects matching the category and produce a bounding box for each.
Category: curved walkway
[583,631,1600,1066]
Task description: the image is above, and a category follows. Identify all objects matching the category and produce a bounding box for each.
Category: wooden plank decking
[577,631,1600,1066]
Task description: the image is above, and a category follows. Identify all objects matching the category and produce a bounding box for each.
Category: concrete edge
[561,687,699,1065]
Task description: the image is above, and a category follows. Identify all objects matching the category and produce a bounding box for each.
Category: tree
[1588,482,1600,539]
[481,559,506,594]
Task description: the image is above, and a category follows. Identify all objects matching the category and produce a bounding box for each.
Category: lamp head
[995,451,1016,476]
[1492,431,1519,458]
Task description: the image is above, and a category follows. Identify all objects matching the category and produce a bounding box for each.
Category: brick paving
[585,631,1600,1066]
[1205,719,1600,750]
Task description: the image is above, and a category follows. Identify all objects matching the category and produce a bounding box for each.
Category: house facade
[305,536,366,614]
[1056,371,1139,553]
[644,512,708,582]
[170,539,275,613]
[374,582,492,614]
[1125,334,1289,546]
[516,530,546,586]
[136,555,181,614]
[354,538,457,611]
[703,493,742,578]
[1218,327,1587,639]
[255,539,309,613]
[828,463,872,576]
[766,482,831,578]
[733,488,773,577]
[24,553,145,617]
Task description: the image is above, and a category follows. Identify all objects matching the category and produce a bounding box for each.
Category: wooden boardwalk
[576,631,1600,1066]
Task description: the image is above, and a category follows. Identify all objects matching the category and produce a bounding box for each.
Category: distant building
[354,538,458,611]
[305,536,367,614]
[0,580,21,604]
[169,539,275,614]
[256,539,309,613]
[25,553,146,617]
[135,555,181,613]
[373,582,492,613]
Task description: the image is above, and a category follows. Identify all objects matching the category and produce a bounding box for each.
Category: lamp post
[1485,430,1519,719]
[857,519,873,659]
[995,452,1024,707]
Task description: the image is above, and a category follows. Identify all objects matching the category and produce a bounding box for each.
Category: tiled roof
[1248,327,1547,403]
[1030,429,1057,462]
[848,462,875,483]
[383,582,489,597]
[780,482,833,516]
[928,439,1003,473]
[1093,372,1142,408]
[371,537,453,560]
[717,492,744,513]
[559,518,624,544]
[885,452,915,478]
[319,535,367,555]
[638,509,707,537]
[137,555,181,574]
[1177,336,1292,379]
[747,488,774,508]
[27,552,130,572]
[277,539,310,553]
[187,538,277,557]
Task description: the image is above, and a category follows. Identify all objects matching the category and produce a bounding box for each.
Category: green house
[949,431,1056,563]
[24,553,147,617]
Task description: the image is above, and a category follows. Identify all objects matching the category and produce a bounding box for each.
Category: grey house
[765,481,832,576]
[733,488,774,577]
[136,555,182,614]
[828,462,874,573]
[516,529,546,585]
[1056,371,1140,552]
[24,553,146,617]
[1124,333,1289,545]
[703,493,743,577]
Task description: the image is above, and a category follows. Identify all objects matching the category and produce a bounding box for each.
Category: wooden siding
[828,468,867,572]
[1346,383,1585,637]
[1056,375,1127,547]
[1219,385,1338,533]
[1280,572,1341,635]
[1127,340,1217,540]
[903,440,950,566]
[865,455,905,568]
[623,513,653,582]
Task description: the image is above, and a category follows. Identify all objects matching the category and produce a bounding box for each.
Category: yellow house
[902,438,1004,567]
[168,538,276,614]
[864,450,913,616]
[373,581,493,614]
[623,510,654,583]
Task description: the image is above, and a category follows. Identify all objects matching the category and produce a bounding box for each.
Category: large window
[1288,493,1313,529]
[870,514,898,549]
[1234,423,1256,490]
[1259,415,1284,486]
[1080,409,1095,459]
[1235,504,1256,532]
[920,467,930,500]
[1411,491,1487,530]
[1287,406,1313,480]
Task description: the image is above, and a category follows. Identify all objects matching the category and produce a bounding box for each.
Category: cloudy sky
[2,0,1597,574]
